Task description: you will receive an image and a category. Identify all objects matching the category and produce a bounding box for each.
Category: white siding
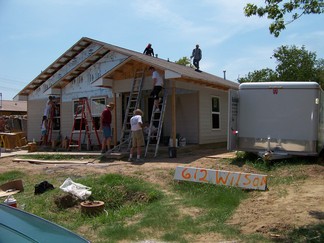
[164,93,199,144]
[27,99,45,141]
[199,88,228,144]
[60,100,73,140]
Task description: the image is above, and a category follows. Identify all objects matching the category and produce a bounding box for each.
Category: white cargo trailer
[227,82,324,160]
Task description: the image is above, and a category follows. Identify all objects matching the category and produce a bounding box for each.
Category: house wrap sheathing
[15,37,239,147]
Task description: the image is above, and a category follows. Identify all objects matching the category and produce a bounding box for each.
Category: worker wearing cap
[128,109,145,162]
[100,102,114,153]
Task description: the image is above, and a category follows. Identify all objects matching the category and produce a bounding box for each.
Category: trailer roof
[240,81,320,90]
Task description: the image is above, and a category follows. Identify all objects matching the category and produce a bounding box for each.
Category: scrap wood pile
[0,115,27,133]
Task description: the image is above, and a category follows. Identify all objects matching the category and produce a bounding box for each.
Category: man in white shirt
[44,96,54,119]
[149,66,163,112]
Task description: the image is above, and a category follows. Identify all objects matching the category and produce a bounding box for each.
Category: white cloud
[131,0,268,49]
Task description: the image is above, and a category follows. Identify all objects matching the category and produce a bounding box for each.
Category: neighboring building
[15,37,239,148]
[0,100,27,116]
[0,100,27,133]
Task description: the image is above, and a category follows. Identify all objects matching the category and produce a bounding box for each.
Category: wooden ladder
[68,97,101,150]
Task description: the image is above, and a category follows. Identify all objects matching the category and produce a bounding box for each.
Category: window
[212,97,220,129]
[73,100,85,130]
[91,97,106,130]
[52,97,60,130]
[72,97,106,131]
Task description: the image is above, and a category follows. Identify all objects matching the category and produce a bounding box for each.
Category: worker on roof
[143,43,154,56]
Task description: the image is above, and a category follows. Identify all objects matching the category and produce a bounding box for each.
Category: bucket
[4,195,17,208]
[169,138,178,147]
[81,201,105,216]
[179,138,186,147]
[168,147,177,158]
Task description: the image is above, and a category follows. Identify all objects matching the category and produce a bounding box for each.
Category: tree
[315,58,324,87]
[175,57,192,67]
[239,45,322,85]
[244,0,324,37]
[238,68,278,83]
[274,45,317,81]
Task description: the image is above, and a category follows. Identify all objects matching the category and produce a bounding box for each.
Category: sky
[0,0,323,100]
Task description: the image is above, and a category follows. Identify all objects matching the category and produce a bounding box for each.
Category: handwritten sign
[174,166,267,191]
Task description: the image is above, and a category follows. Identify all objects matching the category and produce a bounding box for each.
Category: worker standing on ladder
[43,96,54,119]
[149,66,163,112]
[100,102,114,153]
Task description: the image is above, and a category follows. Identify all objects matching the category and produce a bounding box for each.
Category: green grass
[1,169,257,242]
[227,152,320,188]
[1,152,321,242]
[0,170,25,182]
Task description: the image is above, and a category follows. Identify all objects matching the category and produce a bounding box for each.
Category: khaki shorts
[132,130,145,148]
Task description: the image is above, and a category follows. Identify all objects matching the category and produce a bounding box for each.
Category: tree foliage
[315,58,324,86]
[175,56,192,67]
[239,45,324,87]
[244,0,324,37]
[238,68,278,83]
[274,45,317,81]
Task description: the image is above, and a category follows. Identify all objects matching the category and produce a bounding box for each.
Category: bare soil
[1,148,323,242]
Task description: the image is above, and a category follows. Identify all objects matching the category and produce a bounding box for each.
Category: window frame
[211,96,221,130]
[72,99,86,131]
[52,97,61,131]
[91,97,106,130]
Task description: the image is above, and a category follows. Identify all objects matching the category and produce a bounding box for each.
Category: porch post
[171,79,177,147]
[113,92,117,147]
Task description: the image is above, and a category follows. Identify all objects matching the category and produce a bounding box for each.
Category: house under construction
[14,37,239,156]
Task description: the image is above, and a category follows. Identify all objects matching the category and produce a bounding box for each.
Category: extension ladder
[115,70,145,152]
[68,97,101,150]
[144,87,168,157]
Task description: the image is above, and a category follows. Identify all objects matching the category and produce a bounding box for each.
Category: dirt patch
[1,149,323,241]
[227,173,324,236]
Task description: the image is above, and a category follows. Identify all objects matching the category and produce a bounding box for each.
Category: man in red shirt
[100,103,114,153]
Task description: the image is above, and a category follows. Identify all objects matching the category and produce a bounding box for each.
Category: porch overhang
[91,77,113,88]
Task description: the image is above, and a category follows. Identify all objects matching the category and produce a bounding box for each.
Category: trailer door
[227,89,239,151]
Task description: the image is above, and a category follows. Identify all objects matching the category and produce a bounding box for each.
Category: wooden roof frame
[16,37,239,98]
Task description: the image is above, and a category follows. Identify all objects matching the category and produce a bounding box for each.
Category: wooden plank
[12,158,90,164]
[174,166,267,191]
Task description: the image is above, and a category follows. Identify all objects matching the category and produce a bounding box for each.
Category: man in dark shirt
[190,44,202,71]
[100,103,114,153]
[143,43,154,56]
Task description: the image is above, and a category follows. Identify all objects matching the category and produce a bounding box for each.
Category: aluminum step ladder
[115,70,145,152]
[68,97,101,150]
[144,87,168,157]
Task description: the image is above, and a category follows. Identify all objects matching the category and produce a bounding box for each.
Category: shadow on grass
[228,152,323,172]
[272,223,324,243]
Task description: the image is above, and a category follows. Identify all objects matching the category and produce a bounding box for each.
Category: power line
[0,85,21,92]
[0,76,28,84]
